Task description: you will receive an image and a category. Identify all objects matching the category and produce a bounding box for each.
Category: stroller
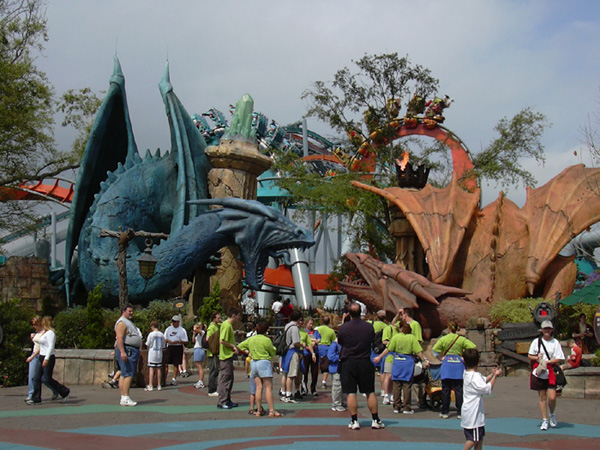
[421,363,445,411]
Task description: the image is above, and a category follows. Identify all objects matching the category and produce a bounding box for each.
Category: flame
[396,151,409,171]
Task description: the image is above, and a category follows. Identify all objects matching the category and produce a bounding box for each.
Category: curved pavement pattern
[1,370,599,449]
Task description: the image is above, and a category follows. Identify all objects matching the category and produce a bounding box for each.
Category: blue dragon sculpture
[65,57,314,301]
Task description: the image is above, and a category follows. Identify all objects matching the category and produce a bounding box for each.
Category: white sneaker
[194,381,204,389]
[335,406,347,412]
[207,391,218,397]
[157,385,162,391]
[170,378,177,386]
[380,389,385,397]
[144,386,153,391]
[371,419,385,429]
[549,414,557,428]
[382,395,391,405]
[439,413,449,419]
[403,410,414,415]
[120,398,137,407]
[348,420,360,430]
[540,419,549,431]
[322,381,327,388]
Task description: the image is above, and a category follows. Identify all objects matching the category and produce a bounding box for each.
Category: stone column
[203,139,272,313]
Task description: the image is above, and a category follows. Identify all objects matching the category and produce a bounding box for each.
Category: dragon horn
[188,198,279,220]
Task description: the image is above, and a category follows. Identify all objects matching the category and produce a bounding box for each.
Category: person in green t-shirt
[206,312,222,396]
[316,316,336,388]
[432,322,476,419]
[371,310,389,396]
[217,308,241,409]
[380,317,401,405]
[374,321,429,414]
[402,307,426,408]
[238,321,281,417]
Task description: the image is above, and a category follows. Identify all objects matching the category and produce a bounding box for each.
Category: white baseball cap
[540,320,553,329]
[172,315,182,322]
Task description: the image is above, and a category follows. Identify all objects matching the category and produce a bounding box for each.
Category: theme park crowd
[25,298,576,449]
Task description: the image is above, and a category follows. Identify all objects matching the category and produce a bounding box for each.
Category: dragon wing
[519,164,600,293]
[352,173,480,284]
[159,62,211,233]
[65,56,139,289]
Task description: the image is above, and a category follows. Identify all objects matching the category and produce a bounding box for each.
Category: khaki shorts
[285,351,302,378]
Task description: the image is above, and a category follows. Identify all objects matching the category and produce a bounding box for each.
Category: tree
[275,53,549,263]
[0,0,84,233]
[57,87,103,157]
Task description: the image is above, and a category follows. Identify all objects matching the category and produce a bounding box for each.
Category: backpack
[372,329,385,354]
[274,324,297,356]
[201,332,209,350]
[207,330,220,355]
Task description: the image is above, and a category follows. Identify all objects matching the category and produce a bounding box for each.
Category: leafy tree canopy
[0,0,101,234]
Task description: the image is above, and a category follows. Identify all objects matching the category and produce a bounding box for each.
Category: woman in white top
[192,323,206,389]
[528,320,564,431]
[27,316,70,405]
[25,316,58,402]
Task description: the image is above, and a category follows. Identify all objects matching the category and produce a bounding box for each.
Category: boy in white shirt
[461,348,501,450]
[146,321,166,391]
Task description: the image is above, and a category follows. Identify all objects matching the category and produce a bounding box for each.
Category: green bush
[81,285,112,349]
[197,282,223,325]
[0,299,35,387]
[54,306,87,348]
[489,297,547,324]
[591,349,600,367]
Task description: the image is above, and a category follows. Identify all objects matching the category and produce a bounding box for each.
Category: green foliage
[591,349,600,367]
[471,107,549,188]
[0,0,79,232]
[0,299,35,387]
[197,282,223,325]
[489,297,548,324]
[54,306,87,349]
[57,87,102,157]
[134,300,179,334]
[80,285,113,349]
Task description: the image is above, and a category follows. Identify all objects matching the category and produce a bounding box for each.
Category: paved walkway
[1,369,599,449]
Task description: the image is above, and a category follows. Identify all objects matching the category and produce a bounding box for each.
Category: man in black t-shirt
[337,303,385,431]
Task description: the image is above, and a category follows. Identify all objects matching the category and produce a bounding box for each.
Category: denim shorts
[250,359,273,379]
[194,348,206,363]
[116,345,140,378]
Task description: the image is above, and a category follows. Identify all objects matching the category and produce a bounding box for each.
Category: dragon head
[337,253,470,315]
[189,198,315,289]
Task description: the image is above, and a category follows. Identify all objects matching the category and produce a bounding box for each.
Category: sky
[35,0,600,209]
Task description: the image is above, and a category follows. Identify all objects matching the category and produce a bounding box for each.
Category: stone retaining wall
[53,349,196,386]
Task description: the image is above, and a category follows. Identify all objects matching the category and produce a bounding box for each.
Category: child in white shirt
[145,321,165,391]
[461,348,501,450]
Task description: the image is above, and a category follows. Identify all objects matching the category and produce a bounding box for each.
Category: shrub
[54,306,87,348]
[591,349,600,367]
[489,297,548,324]
[0,299,35,387]
[197,282,223,325]
[554,303,598,341]
[81,285,113,349]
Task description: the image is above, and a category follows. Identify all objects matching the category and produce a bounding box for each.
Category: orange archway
[348,120,477,191]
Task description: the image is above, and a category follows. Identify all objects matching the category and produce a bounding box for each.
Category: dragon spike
[159,61,173,96]
[154,149,161,158]
[110,55,125,86]
[145,149,153,160]
[188,198,279,221]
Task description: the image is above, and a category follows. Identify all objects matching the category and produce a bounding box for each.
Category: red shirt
[280,304,293,318]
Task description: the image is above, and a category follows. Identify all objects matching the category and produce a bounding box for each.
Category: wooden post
[99,229,168,310]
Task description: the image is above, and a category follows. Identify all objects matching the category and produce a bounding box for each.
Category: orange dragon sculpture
[338,164,600,336]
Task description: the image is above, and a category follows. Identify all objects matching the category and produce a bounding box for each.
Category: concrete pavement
[1,368,599,449]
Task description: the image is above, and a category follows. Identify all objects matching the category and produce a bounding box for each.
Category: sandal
[268,411,283,417]
[255,407,266,416]
[248,409,256,415]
